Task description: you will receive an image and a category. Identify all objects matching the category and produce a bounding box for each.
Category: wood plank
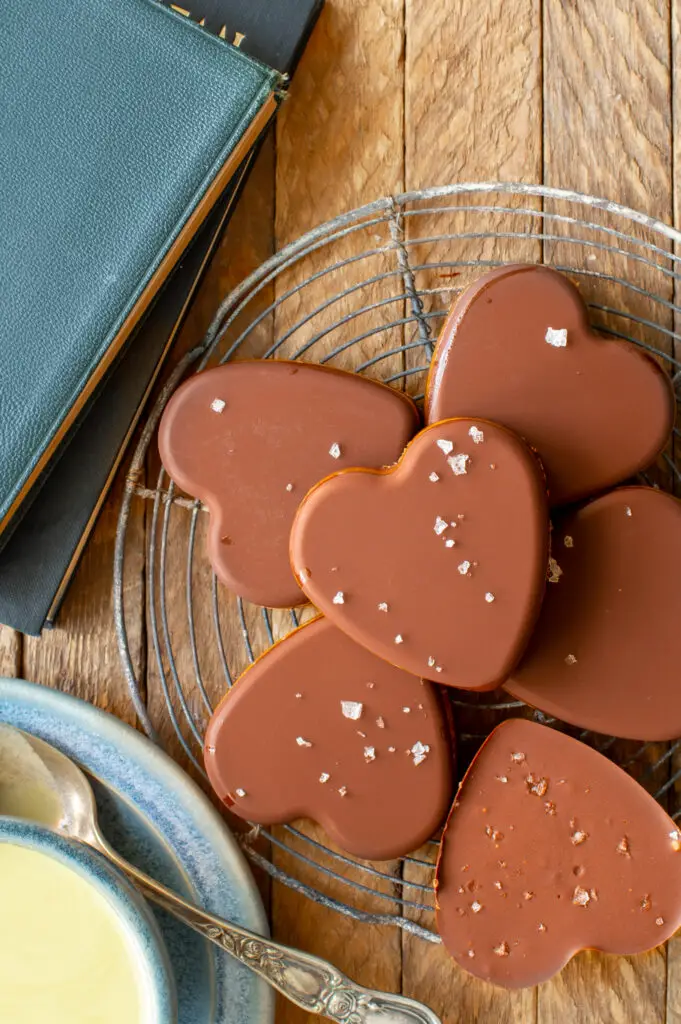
[0,626,20,679]
[402,1,543,1021]
[542,1,673,1022]
[270,3,406,1020]
[666,4,681,1021]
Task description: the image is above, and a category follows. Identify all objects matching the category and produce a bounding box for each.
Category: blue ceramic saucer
[0,817,176,1023]
[0,677,273,1024]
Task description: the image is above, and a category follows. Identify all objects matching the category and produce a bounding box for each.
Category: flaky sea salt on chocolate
[572,886,591,907]
[468,426,485,444]
[545,326,568,348]
[429,471,440,482]
[296,736,312,748]
[341,701,363,720]
[332,591,345,604]
[448,453,470,476]
[319,772,330,783]
[458,560,471,575]
[377,601,389,612]
[434,516,448,535]
[235,787,246,797]
[210,398,226,413]
[437,439,454,455]
[364,746,376,763]
[411,741,430,766]
[329,442,342,459]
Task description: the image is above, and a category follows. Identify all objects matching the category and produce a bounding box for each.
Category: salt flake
[670,830,681,851]
[436,439,454,455]
[468,426,485,444]
[458,560,471,575]
[319,773,330,784]
[448,453,470,476]
[445,539,456,548]
[571,830,589,845]
[285,483,294,492]
[210,398,226,413]
[376,716,385,729]
[434,516,448,535]
[411,741,430,766]
[545,326,568,348]
[341,701,363,720]
[394,634,404,644]
[572,886,591,907]
[296,737,312,748]
[493,942,509,957]
[471,901,483,913]
[235,788,246,797]
[338,786,348,797]
[332,591,345,605]
[364,746,376,763]
[329,442,342,459]
[429,472,440,482]
[547,557,563,583]
[485,592,495,603]
[377,602,389,612]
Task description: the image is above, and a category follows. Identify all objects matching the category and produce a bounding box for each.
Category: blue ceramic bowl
[0,817,177,1023]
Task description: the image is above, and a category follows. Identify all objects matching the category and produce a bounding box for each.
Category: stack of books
[0,0,322,635]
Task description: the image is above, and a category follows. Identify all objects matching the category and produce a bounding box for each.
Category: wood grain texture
[542,1,673,1021]
[668,4,681,1022]
[0,626,20,678]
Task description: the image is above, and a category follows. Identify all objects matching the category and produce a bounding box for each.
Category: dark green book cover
[0,0,281,539]
[0,0,322,635]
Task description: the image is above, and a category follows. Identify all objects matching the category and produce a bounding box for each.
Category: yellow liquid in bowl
[0,843,150,1024]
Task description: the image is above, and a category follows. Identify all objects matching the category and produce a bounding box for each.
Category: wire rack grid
[113,182,681,943]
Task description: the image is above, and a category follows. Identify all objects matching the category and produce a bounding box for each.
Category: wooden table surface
[3,1,681,1021]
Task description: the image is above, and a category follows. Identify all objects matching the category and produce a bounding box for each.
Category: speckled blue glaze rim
[0,817,177,1023]
[0,677,274,1024]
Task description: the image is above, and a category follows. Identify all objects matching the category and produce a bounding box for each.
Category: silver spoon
[0,723,441,1024]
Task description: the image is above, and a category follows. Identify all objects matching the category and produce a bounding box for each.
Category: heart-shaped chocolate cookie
[426,265,674,506]
[506,486,681,741]
[436,718,681,988]
[290,418,549,691]
[158,360,418,608]
[204,616,453,860]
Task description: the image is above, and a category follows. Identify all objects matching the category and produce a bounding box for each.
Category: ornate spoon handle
[97,833,441,1024]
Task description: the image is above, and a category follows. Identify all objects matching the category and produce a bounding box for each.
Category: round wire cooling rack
[114,182,681,943]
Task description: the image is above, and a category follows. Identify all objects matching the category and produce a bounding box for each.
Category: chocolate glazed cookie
[204,616,453,861]
[506,486,681,741]
[158,360,419,608]
[290,418,549,691]
[426,265,674,506]
[436,719,681,988]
